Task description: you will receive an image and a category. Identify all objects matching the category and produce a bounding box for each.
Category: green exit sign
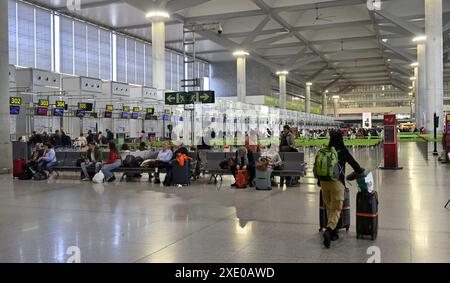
[165,91,215,105]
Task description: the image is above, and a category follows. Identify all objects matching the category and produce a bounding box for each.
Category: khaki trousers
[321,180,345,230]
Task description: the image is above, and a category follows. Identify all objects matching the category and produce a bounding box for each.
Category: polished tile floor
[0,143,449,263]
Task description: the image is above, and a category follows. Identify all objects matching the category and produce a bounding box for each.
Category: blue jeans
[37,160,57,173]
[81,162,102,178]
[101,159,122,179]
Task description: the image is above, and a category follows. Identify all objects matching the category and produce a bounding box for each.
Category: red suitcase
[13,159,26,178]
[235,170,248,189]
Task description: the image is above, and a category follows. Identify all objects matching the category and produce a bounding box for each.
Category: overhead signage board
[165,91,215,105]
[39,99,50,107]
[55,101,65,109]
[10,97,22,105]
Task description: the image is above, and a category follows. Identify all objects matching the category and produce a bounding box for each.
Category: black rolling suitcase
[356,191,378,240]
[319,187,350,232]
[171,161,190,186]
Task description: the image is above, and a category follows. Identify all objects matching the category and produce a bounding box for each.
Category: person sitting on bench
[261,144,282,185]
[37,143,58,179]
[101,142,122,183]
[81,142,103,181]
[153,141,173,184]
[27,143,44,174]
[231,147,255,187]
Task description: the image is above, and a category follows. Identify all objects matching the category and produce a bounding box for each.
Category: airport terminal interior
[0,0,449,263]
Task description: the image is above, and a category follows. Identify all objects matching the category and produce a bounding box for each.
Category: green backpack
[313,146,341,181]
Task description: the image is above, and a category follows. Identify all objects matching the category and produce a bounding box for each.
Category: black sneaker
[331,229,339,241]
[231,183,237,187]
[323,228,332,248]
[107,176,116,183]
[154,179,161,184]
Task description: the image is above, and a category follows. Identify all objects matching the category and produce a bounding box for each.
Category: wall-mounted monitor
[120,112,129,119]
[10,106,20,115]
[78,102,93,111]
[36,107,48,116]
[131,113,140,119]
[53,108,64,117]
[106,105,113,111]
[104,111,112,118]
[55,101,65,109]
[162,114,169,121]
[133,107,140,113]
[146,108,154,114]
[145,113,157,120]
[38,99,49,107]
[75,110,86,117]
[10,97,22,106]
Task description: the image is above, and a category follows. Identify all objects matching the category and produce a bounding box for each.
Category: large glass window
[87,24,99,78]
[8,0,17,65]
[59,16,73,74]
[115,34,126,82]
[17,2,35,67]
[7,0,209,87]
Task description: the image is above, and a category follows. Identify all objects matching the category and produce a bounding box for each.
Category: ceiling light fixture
[146,10,170,20]
[412,35,426,42]
[233,50,250,57]
[276,71,289,76]
[306,82,313,86]
[410,62,419,67]
[410,77,416,81]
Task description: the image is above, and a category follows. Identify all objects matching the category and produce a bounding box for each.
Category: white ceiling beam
[241,16,271,47]
[307,65,329,81]
[195,30,282,71]
[380,41,415,62]
[322,75,344,91]
[283,47,309,70]
[54,0,121,11]
[248,32,294,49]
[374,10,424,36]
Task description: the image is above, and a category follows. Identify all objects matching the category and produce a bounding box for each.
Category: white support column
[417,43,427,128]
[425,0,444,132]
[332,96,339,118]
[235,52,248,103]
[278,74,287,109]
[413,66,419,123]
[322,92,327,115]
[0,0,12,172]
[305,84,311,113]
[152,21,166,90]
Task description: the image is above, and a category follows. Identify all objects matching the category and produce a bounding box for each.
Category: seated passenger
[153,141,173,184]
[37,143,58,179]
[74,133,87,147]
[162,141,189,186]
[101,142,122,183]
[261,144,282,170]
[81,142,104,181]
[27,143,44,174]
[230,147,255,187]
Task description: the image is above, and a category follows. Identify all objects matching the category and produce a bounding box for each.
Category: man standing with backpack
[314,131,365,248]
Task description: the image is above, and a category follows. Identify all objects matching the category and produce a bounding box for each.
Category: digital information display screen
[106,105,114,111]
[53,108,64,117]
[121,112,129,119]
[146,108,154,114]
[55,101,65,109]
[10,106,20,115]
[384,125,396,144]
[133,107,140,113]
[75,110,86,117]
[78,103,93,111]
[104,111,112,118]
[10,97,22,105]
[162,114,170,121]
[131,113,140,119]
[123,106,130,112]
[38,99,49,107]
[36,107,48,116]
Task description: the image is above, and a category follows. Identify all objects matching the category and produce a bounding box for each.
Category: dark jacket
[30,149,44,162]
[336,147,363,184]
[106,131,114,142]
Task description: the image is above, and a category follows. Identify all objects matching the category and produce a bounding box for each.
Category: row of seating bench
[51,150,306,185]
[203,151,307,184]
